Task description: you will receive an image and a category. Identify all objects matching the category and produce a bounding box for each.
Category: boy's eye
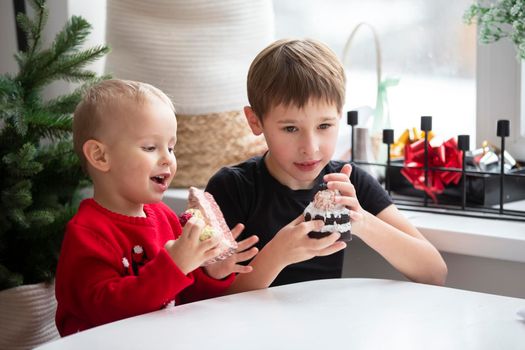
[142,146,156,152]
[319,123,332,130]
[283,126,298,133]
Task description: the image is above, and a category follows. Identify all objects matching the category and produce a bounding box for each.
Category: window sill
[163,189,525,264]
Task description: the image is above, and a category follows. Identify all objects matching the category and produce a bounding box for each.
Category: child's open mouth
[151,175,168,185]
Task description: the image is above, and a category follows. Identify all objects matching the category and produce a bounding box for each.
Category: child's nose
[159,151,174,166]
[299,133,319,156]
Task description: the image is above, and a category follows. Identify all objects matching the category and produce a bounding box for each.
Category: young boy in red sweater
[55,79,258,336]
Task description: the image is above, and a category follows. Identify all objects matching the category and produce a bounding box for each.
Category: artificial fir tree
[0,0,109,290]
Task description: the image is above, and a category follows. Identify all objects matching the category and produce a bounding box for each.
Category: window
[273,0,523,161]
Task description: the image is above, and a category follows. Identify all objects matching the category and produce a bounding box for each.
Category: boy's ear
[244,106,263,135]
[82,140,110,172]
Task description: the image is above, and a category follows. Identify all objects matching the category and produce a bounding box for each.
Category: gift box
[383,124,525,206]
[388,161,525,206]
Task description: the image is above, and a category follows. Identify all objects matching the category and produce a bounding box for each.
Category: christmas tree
[0,0,109,290]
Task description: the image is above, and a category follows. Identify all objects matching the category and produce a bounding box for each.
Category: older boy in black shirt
[207,39,447,291]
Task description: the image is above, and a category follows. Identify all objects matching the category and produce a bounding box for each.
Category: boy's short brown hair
[73,79,174,171]
[247,38,345,119]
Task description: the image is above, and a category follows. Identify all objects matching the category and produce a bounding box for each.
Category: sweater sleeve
[55,223,193,336]
[178,268,235,304]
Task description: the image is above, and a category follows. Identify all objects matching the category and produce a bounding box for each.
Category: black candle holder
[347,111,359,162]
[346,113,525,222]
[382,128,394,196]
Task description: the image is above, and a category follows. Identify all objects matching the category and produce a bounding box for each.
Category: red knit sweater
[55,199,233,336]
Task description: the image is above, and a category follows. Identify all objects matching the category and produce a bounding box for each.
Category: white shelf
[401,208,525,263]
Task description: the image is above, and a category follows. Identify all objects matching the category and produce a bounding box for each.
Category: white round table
[37,278,525,350]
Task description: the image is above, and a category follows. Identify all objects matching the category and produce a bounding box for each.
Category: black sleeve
[205,167,248,230]
[350,165,393,215]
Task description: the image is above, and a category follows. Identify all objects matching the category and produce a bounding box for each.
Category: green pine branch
[19,0,47,60]
[52,16,92,53]
[17,15,110,94]
[43,91,82,114]
[3,143,43,178]
[25,109,73,140]
[1,180,33,210]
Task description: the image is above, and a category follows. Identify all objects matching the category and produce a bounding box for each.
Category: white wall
[0,1,19,75]
[476,33,524,161]
[343,237,525,299]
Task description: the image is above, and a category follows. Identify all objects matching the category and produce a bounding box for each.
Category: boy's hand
[268,215,347,266]
[164,217,222,275]
[204,223,259,280]
[324,163,366,233]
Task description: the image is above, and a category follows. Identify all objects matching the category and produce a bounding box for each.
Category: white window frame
[476,37,523,161]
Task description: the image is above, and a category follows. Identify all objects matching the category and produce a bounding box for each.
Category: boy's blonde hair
[247,38,346,119]
[73,79,174,171]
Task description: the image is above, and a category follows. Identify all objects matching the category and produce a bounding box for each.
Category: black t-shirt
[205,156,393,286]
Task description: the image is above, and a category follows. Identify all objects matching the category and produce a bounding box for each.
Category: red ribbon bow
[400,137,463,202]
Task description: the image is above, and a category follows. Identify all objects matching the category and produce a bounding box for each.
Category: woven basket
[171,110,267,188]
[0,282,59,350]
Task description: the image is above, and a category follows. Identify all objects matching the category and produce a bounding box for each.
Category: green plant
[0,0,109,290]
[464,0,525,59]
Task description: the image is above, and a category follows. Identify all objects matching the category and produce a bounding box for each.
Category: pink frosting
[312,189,340,211]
